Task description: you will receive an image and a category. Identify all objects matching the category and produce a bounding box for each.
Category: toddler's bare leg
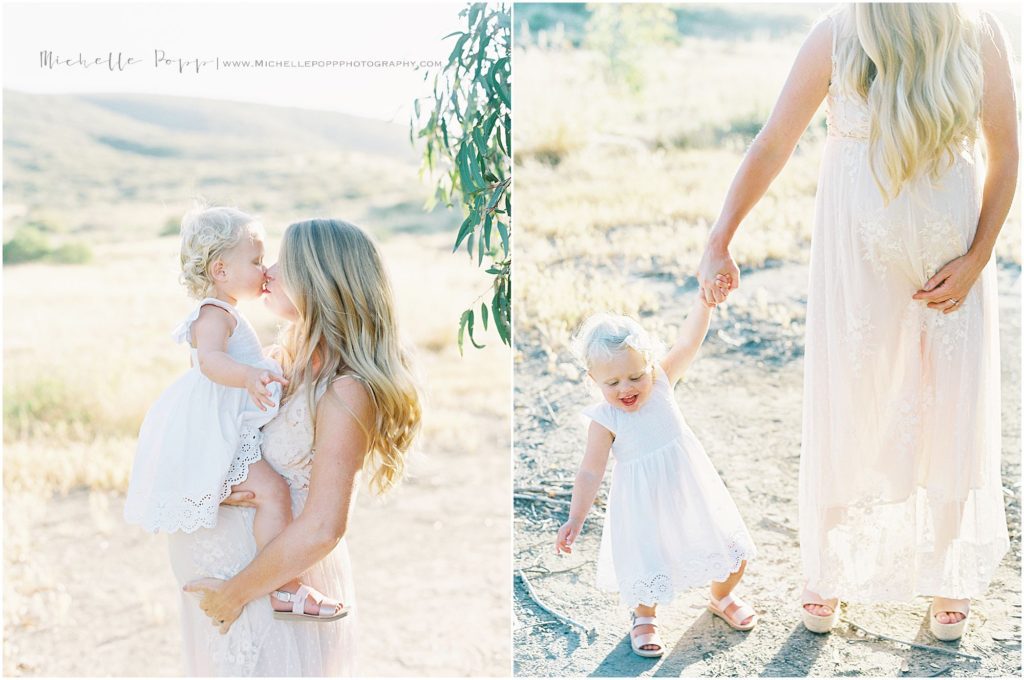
[710,559,747,600]
[231,462,344,617]
[230,459,291,551]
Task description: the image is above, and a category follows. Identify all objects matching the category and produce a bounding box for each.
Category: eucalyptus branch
[412,2,512,353]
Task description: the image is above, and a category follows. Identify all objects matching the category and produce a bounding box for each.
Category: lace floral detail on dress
[138,427,263,534]
[629,574,672,608]
[857,210,967,282]
[624,531,755,608]
[857,211,904,278]
[919,216,968,281]
[841,308,877,375]
[928,302,971,361]
[825,15,870,141]
[826,94,870,141]
[260,385,323,492]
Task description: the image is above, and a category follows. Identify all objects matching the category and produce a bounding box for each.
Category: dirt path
[513,262,1021,677]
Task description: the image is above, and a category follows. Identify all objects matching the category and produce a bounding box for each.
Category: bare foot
[803,602,835,617]
[932,597,968,624]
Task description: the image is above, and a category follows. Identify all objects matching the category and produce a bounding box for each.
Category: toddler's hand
[245,367,289,411]
[555,520,582,556]
[700,274,732,308]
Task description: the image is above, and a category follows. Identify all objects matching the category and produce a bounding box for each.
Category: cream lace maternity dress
[799,12,1008,601]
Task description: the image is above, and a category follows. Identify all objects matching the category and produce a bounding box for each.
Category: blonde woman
[176,219,421,675]
[697,4,1017,640]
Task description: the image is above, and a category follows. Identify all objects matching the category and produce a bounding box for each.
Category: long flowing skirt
[798,136,1008,601]
[166,501,356,676]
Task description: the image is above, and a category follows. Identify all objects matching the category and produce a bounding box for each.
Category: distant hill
[515,3,829,46]
[2,90,452,241]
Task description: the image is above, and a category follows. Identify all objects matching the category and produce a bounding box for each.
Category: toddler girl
[555,289,757,656]
[124,206,345,621]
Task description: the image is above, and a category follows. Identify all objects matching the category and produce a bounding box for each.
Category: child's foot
[708,593,757,630]
[269,582,347,621]
[630,609,664,657]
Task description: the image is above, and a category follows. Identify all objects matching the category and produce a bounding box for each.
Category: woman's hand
[182,577,243,634]
[555,519,583,555]
[912,252,988,314]
[697,242,740,306]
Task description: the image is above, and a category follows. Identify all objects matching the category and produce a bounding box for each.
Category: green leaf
[486,182,505,212]
[496,218,509,256]
[466,308,485,349]
[456,145,476,194]
[453,215,474,252]
[477,222,485,265]
[469,143,487,190]
[448,33,470,69]
[481,111,499,143]
[481,302,489,330]
[457,309,470,355]
[483,212,493,250]
[468,3,483,28]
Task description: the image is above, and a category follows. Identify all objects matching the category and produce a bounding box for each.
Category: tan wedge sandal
[800,587,839,634]
[929,598,970,641]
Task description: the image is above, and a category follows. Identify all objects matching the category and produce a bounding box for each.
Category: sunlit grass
[514,39,1021,356]
[2,232,508,498]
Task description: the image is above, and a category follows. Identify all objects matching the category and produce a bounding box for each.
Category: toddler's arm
[192,305,287,411]
[555,421,613,555]
[660,293,717,385]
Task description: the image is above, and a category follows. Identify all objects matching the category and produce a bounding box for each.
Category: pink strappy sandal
[708,593,758,631]
[630,612,665,658]
[271,584,349,622]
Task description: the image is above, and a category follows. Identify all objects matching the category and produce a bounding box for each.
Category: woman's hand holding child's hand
[555,519,583,555]
[244,367,289,411]
[699,274,733,308]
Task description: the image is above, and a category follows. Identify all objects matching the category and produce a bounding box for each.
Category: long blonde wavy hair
[834,3,985,202]
[276,219,421,494]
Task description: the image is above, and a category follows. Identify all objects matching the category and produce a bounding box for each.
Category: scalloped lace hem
[129,426,263,534]
[617,538,757,609]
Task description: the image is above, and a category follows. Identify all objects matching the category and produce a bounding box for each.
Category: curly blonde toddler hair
[178,206,263,299]
[570,313,664,371]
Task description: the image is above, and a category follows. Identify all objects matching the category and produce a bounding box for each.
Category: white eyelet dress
[124,298,282,534]
[583,364,757,609]
[165,380,356,676]
[798,10,1008,601]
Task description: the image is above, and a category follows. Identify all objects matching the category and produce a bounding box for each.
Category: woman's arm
[554,422,612,555]
[193,306,286,410]
[970,12,1019,264]
[697,18,832,305]
[913,13,1018,311]
[186,377,373,631]
[660,295,714,385]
